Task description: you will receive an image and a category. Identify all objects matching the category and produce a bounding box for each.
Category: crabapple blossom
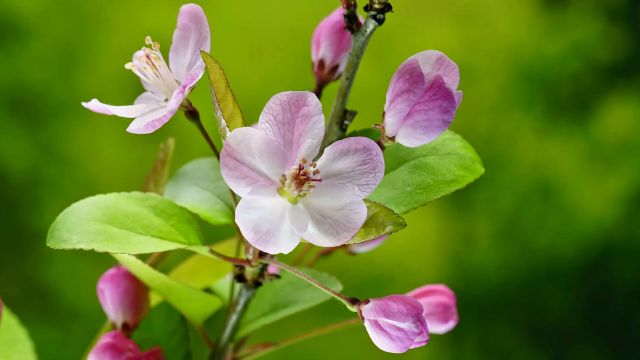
[311,8,358,91]
[82,4,210,134]
[220,91,384,254]
[383,50,462,147]
[97,266,149,331]
[408,284,459,334]
[88,331,164,360]
[357,295,429,353]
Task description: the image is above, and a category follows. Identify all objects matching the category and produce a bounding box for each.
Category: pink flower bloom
[357,295,429,353]
[347,235,388,254]
[97,266,149,331]
[408,284,459,334]
[311,8,357,88]
[88,331,164,360]
[82,4,211,134]
[383,50,462,147]
[220,91,384,254]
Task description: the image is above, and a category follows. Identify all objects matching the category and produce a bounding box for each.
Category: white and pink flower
[82,4,211,134]
[220,91,384,254]
[408,284,459,334]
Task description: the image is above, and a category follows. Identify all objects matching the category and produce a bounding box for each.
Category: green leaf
[369,131,484,214]
[132,303,191,360]
[47,192,203,254]
[164,158,234,226]
[143,137,176,194]
[0,304,38,360]
[201,51,245,139]
[168,239,237,289]
[348,200,406,244]
[347,127,381,142]
[236,268,342,339]
[113,254,223,325]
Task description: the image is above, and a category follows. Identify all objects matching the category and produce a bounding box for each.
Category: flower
[88,331,164,360]
[357,295,429,353]
[311,8,357,90]
[220,91,384,254]
[82,4,211,134]
[383,50,462,147]
[97,266,149,331]
[347,235,388,254]
[408,284,459,334]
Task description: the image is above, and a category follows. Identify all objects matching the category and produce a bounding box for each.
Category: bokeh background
[1,0,639,358]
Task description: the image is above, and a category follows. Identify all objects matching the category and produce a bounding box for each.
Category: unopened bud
[97,266,149,332]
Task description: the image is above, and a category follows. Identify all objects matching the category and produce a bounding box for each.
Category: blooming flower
[311,8,357,90]
[347,235,388,254]
[357,295,429,353]
[408,284,459,334]
[97,266,149,331]
[220,91,384,254]
[88,331,164,360]
[82,4,211,134]
[383,50,462,147]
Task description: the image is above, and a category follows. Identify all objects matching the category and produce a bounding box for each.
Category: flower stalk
[182,100,221,158]
[210,283,257,360]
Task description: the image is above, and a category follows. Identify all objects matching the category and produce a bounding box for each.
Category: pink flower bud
[97,266,149,331]
[347,235,388,254]
[88,331,164,360]
[267,263,280,276]
[311,8,357,90]
[407,284,459,334]
[383,50,463,147]
[357,295,429,353]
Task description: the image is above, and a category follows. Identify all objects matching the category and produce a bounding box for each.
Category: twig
[182,99,221,159]
[210,284,257,360]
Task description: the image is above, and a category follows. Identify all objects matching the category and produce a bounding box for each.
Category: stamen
[124,37,178,99]
[278,159,322,203]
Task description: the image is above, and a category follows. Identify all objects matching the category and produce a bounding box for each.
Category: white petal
[169,4,211,83]
[81,99,147,118]
[300,195,367,247]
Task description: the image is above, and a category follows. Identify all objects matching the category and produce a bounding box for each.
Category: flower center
[125,36,179,99]
[278,158,322,204]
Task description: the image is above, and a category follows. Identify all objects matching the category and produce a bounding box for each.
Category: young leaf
[369,131,484,214]
[236,268,342,339]
[143,137,176,194]
[113,254,223,325]
[164,158,234,226]
[201,51,245,139]
[132,303,191,360]
[348,200,406,244]
[47,192,203,254]
[169,239,237,289]
[0,304,37,360]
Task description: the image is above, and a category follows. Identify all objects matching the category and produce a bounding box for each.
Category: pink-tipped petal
[348,235,388,254]
[126,84,187,134]
[311,8,355,80]
[315,137,384,199]
[408,284,459,335]
[257,92,325,167]
[220,127,287,198]
[82,99,148,118]
[97,266,149,331]
[383,59,427,138]
[359,295,429,353]
[409,50,460,89]
[300,194,367,247]
[393,74,458,147]
[235,197,308,254]
[169,4,211,83]
[88,331,164,360]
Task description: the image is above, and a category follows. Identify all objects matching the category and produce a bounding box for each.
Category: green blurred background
[1,0,639,358]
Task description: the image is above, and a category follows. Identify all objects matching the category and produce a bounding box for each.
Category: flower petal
[126,88,185,134]
[300,194,367,247]
[82,99,148,118]
[169,4,211,83]
[393,74,458,147]
[258,92,325,167]
[235,197,308,254]
[409,50,460,89]
[408,284,459,334]
[383,59,427,137]
[311,8,354,77]
[220,127,287,198]
[315,137,384,200]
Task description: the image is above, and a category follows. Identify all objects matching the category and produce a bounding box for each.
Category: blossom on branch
[97,266,149,332]
[408,284,459,334]
[220,91,384,254]
[82,4,211,134]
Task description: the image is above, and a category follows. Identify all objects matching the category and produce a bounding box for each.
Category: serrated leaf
[348,200,406,244]
[0,304,37,360]
[113,254,223,325]
[164,158,234,226]
[201,51,245,139]
[236,268,342,339]
[47,192,203,254]
[132,303,191,360]
[369,131,484,214]
[143,137,176,194]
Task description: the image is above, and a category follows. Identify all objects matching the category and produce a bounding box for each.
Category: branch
[210,283,257,360]
[341,0,361,33]
[182,99,221,159]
